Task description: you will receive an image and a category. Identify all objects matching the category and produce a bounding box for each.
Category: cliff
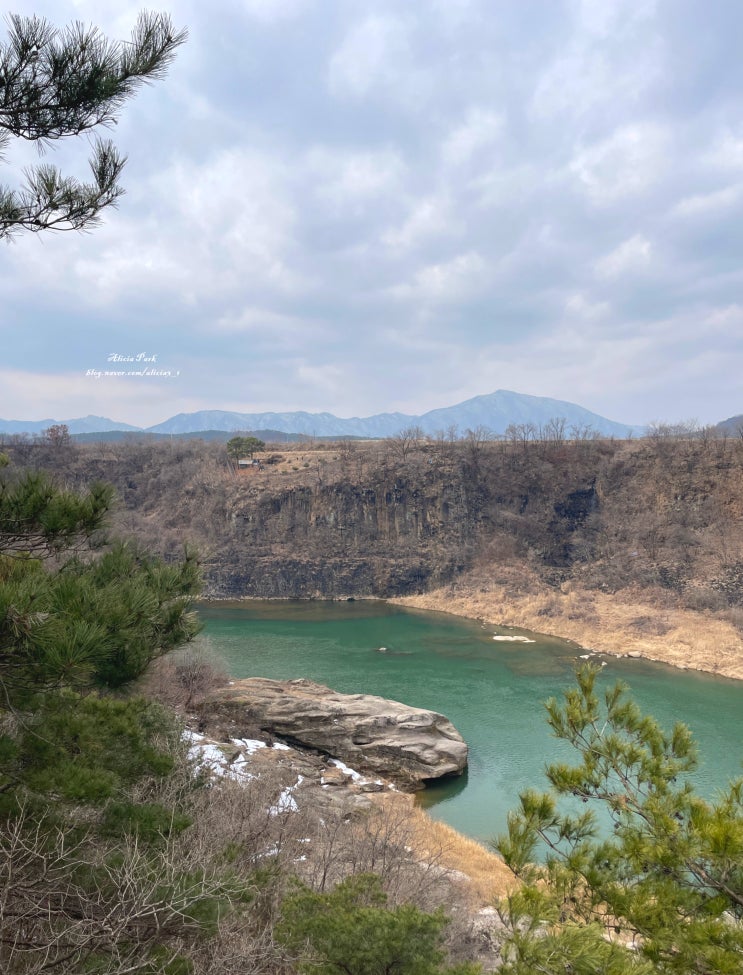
[5,435,743,644]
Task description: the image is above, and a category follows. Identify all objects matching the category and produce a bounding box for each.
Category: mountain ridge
[0,391,639,439]
[0,414,141,435]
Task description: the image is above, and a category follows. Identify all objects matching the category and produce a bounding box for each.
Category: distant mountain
[0,393,639,440]
[0,414,141,435]
[415,391,636,438]
[144,409,415,437]
[70,429,346,445]
[145,391,638,439]
[715,414,743,435]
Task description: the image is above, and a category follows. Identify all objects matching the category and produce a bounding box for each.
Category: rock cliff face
[203,473,481,598]
[198,677,469,790]
[24,435,743,633]
[203,554,458,599]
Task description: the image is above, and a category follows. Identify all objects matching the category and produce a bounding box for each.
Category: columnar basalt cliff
[204,472,482,597]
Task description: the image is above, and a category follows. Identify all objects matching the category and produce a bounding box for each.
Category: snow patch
[185,732,255,782]
[270,775,304,816]
[232,738,267,754]
[330,758,365,782]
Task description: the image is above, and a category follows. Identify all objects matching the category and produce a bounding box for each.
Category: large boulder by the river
[199,677,468,789]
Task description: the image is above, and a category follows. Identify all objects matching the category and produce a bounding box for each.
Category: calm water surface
[198,600,743,843]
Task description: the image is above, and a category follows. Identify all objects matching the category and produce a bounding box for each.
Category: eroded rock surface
[199,677,468,789]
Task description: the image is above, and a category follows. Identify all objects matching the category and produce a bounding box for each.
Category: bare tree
[299,800,453,911]
[429,425,460,462]
[647,419,700,441]
[0,800,251,975]
[569,422,598,442]
[541,416,567,446]
[146,642,228,711]
[463,426,493,465]
[389,426,423,461]
[505,421,537,451]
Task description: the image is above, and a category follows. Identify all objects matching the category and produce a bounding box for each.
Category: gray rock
[200,677,468,789]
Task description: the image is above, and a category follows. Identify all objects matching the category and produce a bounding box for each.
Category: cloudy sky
[2,0,742,428]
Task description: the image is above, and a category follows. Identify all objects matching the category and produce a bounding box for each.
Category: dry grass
[236,444,376,485]
[392,566,743,681]
[370,793,518,906]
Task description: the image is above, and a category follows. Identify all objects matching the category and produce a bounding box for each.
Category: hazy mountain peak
[143,392,638,439]
[0,392,645,439]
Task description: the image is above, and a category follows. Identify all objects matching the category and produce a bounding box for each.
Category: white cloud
[328,15,408,97]
[294,361,346,396]
[532,47,658,124]
[382,195,458,251]
[211,307,310,338]
[472,163,542,209]
[565,293,610,321]
[391,251,488,304]
[531,0,661,122]
[442,108,503,168]
[577,0,658,39]
[671,184,742,218]
[327,14,429,108]
[3,139,304,310]
[239,0,309,24]
[701,304,743,334]
[705,131,743,171]
[78,148,301,306]
[306,147,406,211]
[569,124,668,204]
[595,234,652,278]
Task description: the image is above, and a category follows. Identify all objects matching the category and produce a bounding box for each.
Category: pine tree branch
[0,12,186,238]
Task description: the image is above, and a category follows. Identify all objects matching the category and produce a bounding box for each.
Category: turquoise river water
[198,600,743,843]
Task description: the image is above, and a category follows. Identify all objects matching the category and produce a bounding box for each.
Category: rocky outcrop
[201,472,480,598]
[185,730,391,817]
[201,554,461,599]
[198,678,468,790]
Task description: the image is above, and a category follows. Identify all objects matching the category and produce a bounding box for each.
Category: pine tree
[277,873,481,975]
[0,464,221,973]
[494,664,743,974]
[0,11,186,239]
[0,470,200,708]
[226,436,266,469]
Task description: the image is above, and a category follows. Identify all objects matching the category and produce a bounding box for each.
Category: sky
[1,0,742,429]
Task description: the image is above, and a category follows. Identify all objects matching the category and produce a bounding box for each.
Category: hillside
[6,431,742,676]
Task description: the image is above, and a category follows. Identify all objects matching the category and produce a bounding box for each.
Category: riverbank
[390,565,743,681]
[371,792,518,904]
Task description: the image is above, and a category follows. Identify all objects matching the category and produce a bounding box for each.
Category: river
[198,599,743,843]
